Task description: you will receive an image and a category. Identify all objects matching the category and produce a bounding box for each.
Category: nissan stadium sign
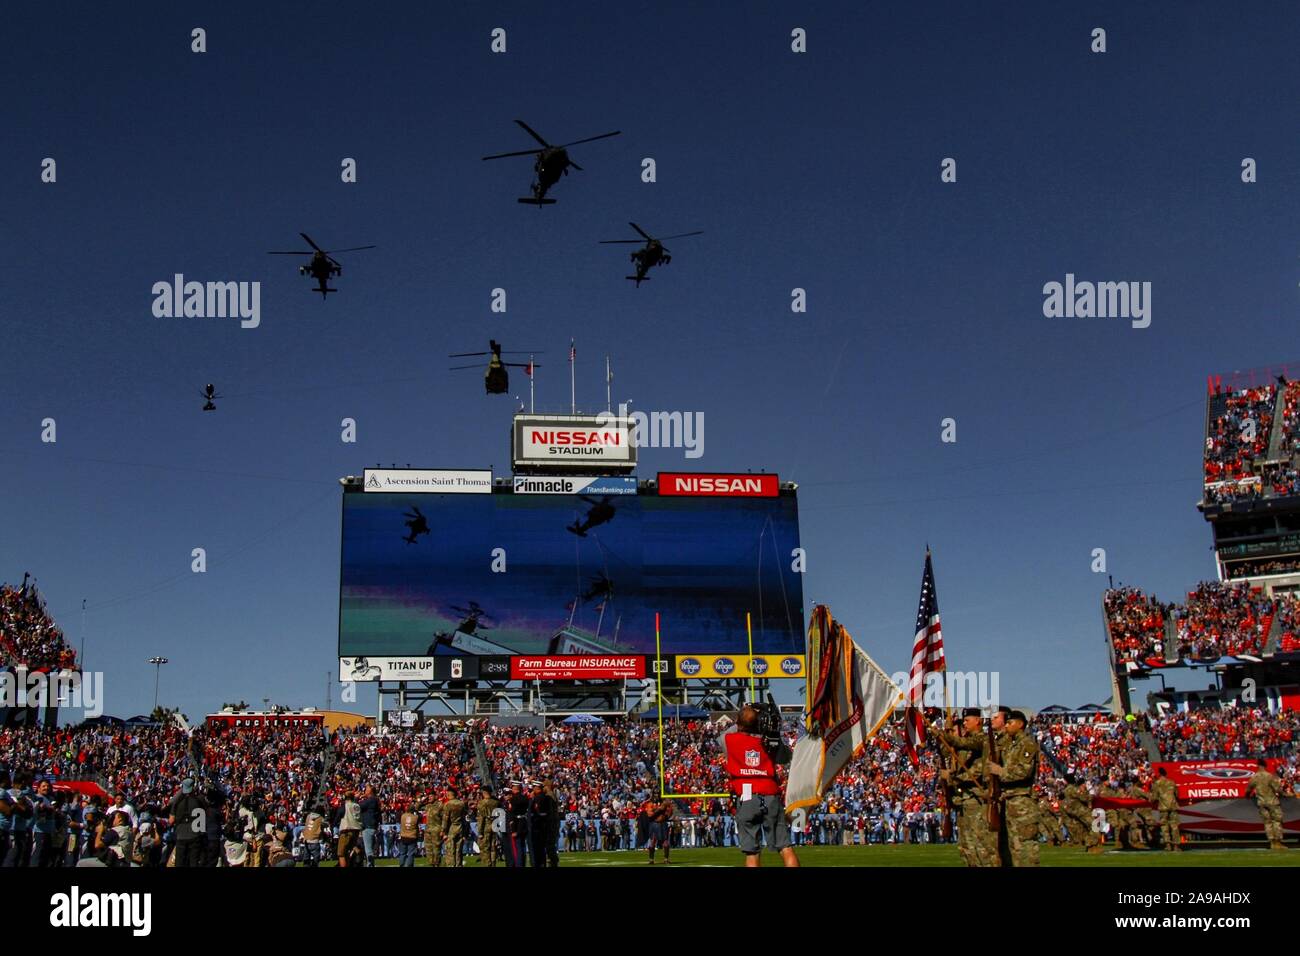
[657,472,779,497]
[512,414,636,474]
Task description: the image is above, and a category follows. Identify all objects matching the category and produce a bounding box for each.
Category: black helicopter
[450,601,493,635]
[267,232,375,299]
[449,340,540,394]
[200,384,222,411]
[401,506,430,545]
[482,120,621,205]
[567,496,617,537]
[599,222,703,286]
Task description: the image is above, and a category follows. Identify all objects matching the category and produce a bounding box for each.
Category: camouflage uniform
[1098,784,1123,846]
[476,795,500,866]
[424,798,445,867]
[941,730,999,867]
[1150,776,1181,850]
[443,796,467,867]
[1061,784,1095,847]
[997,728,1041,867]
[1036,797,1060,846]
[1248,768,1286,848]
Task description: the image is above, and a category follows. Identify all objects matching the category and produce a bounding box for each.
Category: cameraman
[720,704,800,868]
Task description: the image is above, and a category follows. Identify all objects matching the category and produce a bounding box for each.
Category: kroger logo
[714,657,735,676]
[780,657,802,675]
[748,658,769,676]
[679,658,702,676]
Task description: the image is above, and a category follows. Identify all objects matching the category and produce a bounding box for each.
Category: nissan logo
[1192,768,1254,780]
[749,658,769,675]
[780,657,802,675]
[679,658,701,676]
[715,657,735,676]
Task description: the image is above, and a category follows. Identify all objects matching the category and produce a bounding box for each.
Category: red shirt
[724,731,780,796]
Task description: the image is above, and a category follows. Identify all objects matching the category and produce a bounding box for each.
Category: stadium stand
[0,582,78,672]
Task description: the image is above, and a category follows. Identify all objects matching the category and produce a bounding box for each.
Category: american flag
[905,548,945,762]
[569,339,576,362]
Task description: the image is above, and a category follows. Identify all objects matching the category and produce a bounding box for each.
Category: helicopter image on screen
[267,232,375,299]
[401,506,430,545]
[566,495,617,537]
[426,601,517,655]
[449,340,540,394]
[599,222,704,286]
[481,120,621,206]
[200,383,222,412]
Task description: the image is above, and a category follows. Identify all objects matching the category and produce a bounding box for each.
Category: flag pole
[529,354,535,414]
[569,338,576,415]
[605,355,611,414]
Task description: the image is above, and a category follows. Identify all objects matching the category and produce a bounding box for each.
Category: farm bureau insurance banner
[786,605,903,812]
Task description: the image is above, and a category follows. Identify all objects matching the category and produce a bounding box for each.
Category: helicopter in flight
[200,383,222,412]
[267,232,375,299]
[567,496,617,537]
[482,120,621,206]
[599,222,704,286]
[449,340,540,394]
[401,506,430,545]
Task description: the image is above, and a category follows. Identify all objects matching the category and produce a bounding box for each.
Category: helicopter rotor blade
[658,231,704,240]
[628,222,653,241]
[299,233,325,253]
[448,351,490,357]
[503,362,541,368]
[559,130,621,148]
[598,240,643,245]
[449,364,485,370]
[323,245,377,254]
[567,159,584,172]
[481,148,543,161]
[267,251,315,255]
[514,119,552,148]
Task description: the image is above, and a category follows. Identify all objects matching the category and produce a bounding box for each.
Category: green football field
[354,843,1299,867]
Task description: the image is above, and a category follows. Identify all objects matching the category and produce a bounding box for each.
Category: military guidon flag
[905,548,946,762]
[785,605,904,813]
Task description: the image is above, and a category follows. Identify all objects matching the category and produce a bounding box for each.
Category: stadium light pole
[147,656,169,713]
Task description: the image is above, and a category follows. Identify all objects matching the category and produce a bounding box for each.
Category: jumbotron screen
[337,488,805,658]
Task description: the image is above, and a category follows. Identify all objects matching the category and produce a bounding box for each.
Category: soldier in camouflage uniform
[424,791,445,867]
[442,786,467,867]
[1061,778,1102,851]
[1246,759,1288,850]
[931,708,998,867]
[1150,767,1181,851]
[1098,780,1123,848]
[985,710,1040,867]
[1119,781,1148,849]
[1037,796,1061,846]
[475,785,500,866]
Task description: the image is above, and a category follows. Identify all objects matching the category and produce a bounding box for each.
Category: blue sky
[4,2,1299,719]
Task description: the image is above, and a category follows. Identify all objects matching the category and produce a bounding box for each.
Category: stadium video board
[337,485,805,665]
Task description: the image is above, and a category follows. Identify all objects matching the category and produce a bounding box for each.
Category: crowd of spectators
[1281,380,1300,455]
[1032,713,1149,790]
[1204,384,1275,486]
[0,582,77,672]
[1151,709,1300,761]
[1104,587,1169,667]
[1174,581,1274,659]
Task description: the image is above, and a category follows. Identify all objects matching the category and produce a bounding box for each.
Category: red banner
[1152,759,1285,801]
[510,656,645,680]
[657,473,779,497]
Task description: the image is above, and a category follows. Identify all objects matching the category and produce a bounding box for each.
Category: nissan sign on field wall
[657,472,779,497]
[362,469,492,493]
[513,414,636,473]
